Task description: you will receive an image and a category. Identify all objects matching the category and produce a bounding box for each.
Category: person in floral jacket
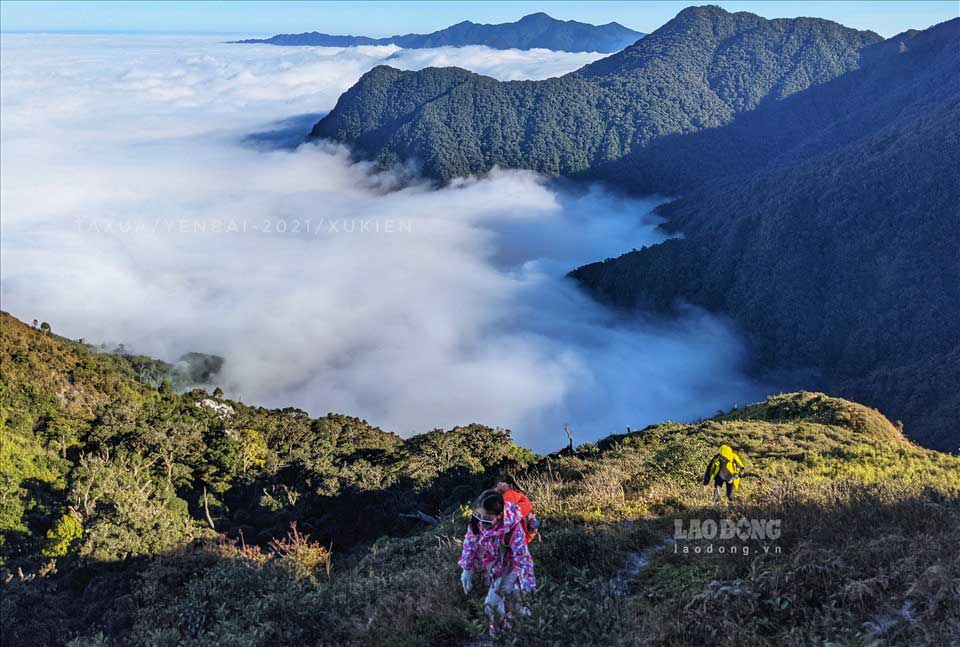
[458,487,536,636]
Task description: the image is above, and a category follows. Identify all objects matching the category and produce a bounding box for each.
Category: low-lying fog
[0,35,764,451]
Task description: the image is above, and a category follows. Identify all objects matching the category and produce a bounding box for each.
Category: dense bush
[0,312,531,574]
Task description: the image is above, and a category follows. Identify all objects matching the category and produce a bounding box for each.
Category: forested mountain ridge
[309,5,881,179]
[571,18,960,451]
[3,311,960,646]
[310,7,960,451]
[234,12,644,53]
[581,16,960,192]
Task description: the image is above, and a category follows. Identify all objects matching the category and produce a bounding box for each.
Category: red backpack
[501,487,539,544]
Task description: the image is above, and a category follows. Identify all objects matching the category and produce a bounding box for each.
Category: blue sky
[1,1,956,38]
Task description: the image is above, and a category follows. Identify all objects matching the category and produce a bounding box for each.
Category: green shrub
[42,511,83,557]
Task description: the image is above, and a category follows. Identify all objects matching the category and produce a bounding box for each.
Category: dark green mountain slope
[310,5,880,179]
[311,8,959,451]
[582,17,960,192]
[234,12,644,53]
[571,19,960,451]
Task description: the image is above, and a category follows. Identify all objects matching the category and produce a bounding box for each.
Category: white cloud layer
[1,35,764,451]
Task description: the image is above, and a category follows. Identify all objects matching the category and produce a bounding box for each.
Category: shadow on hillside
[214,455,516,550]
[1,477,63,558]
[4,489,957,647]
[0,456,514,646]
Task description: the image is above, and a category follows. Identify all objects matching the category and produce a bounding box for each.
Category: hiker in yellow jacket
[703,445,745,501]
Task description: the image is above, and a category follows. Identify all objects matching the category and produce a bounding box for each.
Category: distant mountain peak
[666,4,883,41]
[678,3,725,14]
[672,4,733,21]
[234,13,644,53]
[519,12,552,20]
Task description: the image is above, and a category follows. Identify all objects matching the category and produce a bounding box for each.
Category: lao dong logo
[673,518,782,557]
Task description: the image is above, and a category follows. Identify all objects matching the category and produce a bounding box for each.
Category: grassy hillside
[2,312,958,646]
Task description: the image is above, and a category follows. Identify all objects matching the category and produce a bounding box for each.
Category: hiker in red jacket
[458,483,537,637]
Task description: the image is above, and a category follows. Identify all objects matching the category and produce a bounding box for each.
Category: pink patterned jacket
[458,501,536,592]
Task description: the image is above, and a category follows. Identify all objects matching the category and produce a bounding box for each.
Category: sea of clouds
[0,35,764,451]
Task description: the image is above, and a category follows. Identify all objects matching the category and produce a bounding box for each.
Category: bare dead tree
[564,424,576,454]
[202,486,216,530]
[399,511,439,524]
